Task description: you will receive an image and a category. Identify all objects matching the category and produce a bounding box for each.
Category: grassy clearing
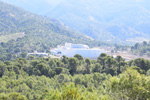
[0,32,25,43]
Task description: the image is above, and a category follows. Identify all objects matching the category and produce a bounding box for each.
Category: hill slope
[0,1,100,51]
[4,0,150,44]
[0,1,106,60]
[45,0,150,43]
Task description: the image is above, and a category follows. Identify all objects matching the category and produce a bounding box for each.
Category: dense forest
[0,53,150,100]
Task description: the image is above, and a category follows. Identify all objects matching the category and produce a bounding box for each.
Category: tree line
[131,41,150,56]
[1,53,150,99]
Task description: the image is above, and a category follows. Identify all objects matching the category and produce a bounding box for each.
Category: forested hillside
[4,0,150,44]
[0,1,94,45]
[0,1,105,61]
[1,54,150,100]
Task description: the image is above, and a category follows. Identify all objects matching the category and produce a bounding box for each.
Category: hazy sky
[1,0,150,15]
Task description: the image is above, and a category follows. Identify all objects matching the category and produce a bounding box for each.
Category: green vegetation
[1,1,150,100]
[0,1,107,61]
[0,32,25,43]
[131,41,150,56]
[0,53,150,100]
[0,1,105,47]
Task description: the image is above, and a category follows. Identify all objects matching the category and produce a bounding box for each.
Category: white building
[50,43,105,58]
[28,51,48,57]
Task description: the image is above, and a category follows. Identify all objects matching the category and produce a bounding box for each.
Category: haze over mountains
[0,1,102,54]
[2,0,150,44]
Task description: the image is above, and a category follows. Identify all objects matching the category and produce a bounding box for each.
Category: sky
[1,0,150,15]
[0,0,64,14]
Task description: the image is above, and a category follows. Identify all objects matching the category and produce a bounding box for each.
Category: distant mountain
[2,0,150,44]
[45,0,150,43]
[0,1,101,52]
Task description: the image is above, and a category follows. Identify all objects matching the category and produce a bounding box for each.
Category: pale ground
[49,49,150,61]
[106,51,150,61]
